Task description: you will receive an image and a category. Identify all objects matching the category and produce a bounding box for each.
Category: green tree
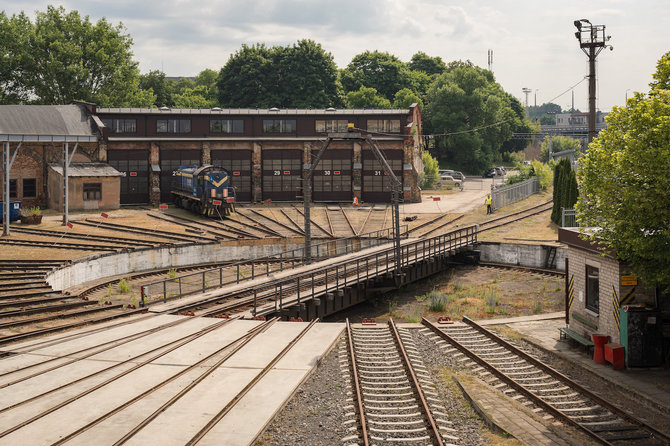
[345,86,391,109]
[421,150,439,189]
[139,70,174,107]
[408,52,447,76]
[551,158,577,224]
[650,51,670,92]
[195,68,219,104]
[216,40,339,108]
[18,6,152,106]
[576,52,670,289]
[173,85,216,108]
[340,50,411,101]
[393,88,423,110]
[424,61,528,173]
[540,135,581,162]
[0,12,31,104]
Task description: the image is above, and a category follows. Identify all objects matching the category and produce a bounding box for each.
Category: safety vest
[485,197,492,205]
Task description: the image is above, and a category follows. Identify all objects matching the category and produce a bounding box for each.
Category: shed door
[211,150,252,202]
[160,149,201,203]
[262,150,302,201]
[362,150,403,203]
[311,149,352,202]
[108,150,149,204]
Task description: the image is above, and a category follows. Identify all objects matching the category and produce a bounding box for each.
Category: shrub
[428,292,447,312]
[117,278,131,294]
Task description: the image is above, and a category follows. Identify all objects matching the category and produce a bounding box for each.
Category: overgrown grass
[428,291,447,312]
[117,278,131,294]
[168,268,177,279]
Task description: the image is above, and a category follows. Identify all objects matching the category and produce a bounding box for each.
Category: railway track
[422,317,670,446]
[479,200,553,233]
[344,319,452,445]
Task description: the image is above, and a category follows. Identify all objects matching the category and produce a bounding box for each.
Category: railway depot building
[95,105,424,205]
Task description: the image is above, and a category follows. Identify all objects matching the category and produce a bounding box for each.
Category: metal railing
[140,225,408,306]
[255,225,478,316]
[491,177,539,210]
[561,207,577,227]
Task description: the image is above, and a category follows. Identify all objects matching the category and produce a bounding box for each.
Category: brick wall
[567,246,621,342]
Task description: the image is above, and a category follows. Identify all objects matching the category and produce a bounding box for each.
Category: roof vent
[325,107,336,112]
[159,106,170,111]
[211,107,222,111]
[269,107,280,112]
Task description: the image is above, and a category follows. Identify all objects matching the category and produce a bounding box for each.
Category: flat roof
[48,162,123,177]
[96,107,410,116]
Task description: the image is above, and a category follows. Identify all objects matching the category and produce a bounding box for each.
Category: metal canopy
[1,104,99,236]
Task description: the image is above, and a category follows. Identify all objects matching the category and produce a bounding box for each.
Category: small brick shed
[47,163,122,211]
[559,227,669,367]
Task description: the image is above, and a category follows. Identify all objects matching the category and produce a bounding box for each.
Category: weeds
[403,303,423,323]
[388,299,398,316]
[428,292,447,312]
[117,278,131,294]
[485,288,498,314]
[533,300,544,314]
[168,268,177,279]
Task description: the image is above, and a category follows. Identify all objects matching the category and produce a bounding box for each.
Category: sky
[3,0,669,112]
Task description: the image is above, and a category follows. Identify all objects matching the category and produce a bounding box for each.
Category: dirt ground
[325,265,564,323]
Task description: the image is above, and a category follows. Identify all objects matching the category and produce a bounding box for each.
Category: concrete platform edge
[453,376,509,437]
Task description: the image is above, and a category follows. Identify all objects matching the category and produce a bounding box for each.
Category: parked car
[523,160,531,166]
[495,166,506,176]
[438,169,465,181]
[483,168,497,178]
[437,175,462,189]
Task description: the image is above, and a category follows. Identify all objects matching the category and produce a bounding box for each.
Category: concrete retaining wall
[479,242,567,271]
[46,241,301,291]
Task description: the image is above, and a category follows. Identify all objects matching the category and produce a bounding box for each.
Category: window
[263,119,296,133]
[586,265,599,312]
[9,179,17,199]
[367,119,400,133]
[83,183,102,201]
[315,120,348,133]
[210,119,244,133]
[101,118,136,133]
[157,119,191,134]
[22,178,36,198]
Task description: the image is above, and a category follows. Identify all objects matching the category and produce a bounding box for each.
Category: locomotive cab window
[83,183,102,201]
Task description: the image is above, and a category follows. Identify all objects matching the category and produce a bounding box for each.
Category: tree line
[0,6,535,173]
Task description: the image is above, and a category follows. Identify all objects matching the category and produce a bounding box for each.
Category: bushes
[505,161,552,190]
[421,150,439,189]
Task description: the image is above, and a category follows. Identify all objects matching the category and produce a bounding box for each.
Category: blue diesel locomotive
[171,165,236,217]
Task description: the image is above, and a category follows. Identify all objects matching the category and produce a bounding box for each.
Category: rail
[140,225,407,306]
[491,177,539,211]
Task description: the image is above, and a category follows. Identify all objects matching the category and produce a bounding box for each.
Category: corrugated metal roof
[96,107,410,116]
[48,163,123,177]
[0,104,97,137]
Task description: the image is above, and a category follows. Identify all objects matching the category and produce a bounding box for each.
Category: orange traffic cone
[353,196,359,206]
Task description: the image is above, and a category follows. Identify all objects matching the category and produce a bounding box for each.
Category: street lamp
[574,19,613,144]
[625,89,631,102]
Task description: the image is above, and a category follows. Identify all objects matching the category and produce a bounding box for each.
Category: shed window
[586,265,599,313]
[263,119,296,134]
[9,179,17,199]
[157,119,191,134]
[23,178,36,198]
[210,119,243,133]
[102,118,136,133]
[315,120,348,133]
[367,119,400,133]
[83,183,102,201]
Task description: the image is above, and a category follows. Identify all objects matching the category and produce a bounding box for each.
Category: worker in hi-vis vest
[485,194,492,215]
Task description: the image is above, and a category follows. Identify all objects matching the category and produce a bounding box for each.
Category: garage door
[362,149,403,203]
[160,149,201,203]
[211,149,252,202]
[262,150,302,202]
[311,149,352,202]
[108,150,149,204]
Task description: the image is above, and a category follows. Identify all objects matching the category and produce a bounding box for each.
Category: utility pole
[487,49,493,72]
[574,19,612,144]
